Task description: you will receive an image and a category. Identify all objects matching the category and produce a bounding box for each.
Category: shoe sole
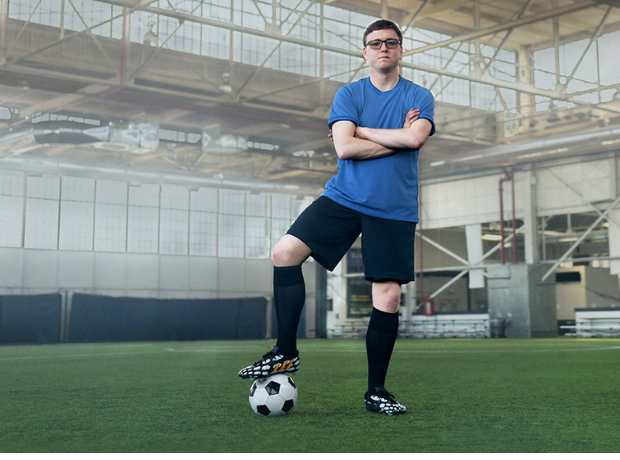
[365,405,407,415]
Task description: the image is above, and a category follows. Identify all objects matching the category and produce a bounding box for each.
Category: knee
[373,282,402,313]
[384,287,402,311]
[272,235,310,267]
[272,241,290,266]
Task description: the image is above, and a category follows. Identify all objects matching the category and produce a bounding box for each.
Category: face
[362,28,403,72]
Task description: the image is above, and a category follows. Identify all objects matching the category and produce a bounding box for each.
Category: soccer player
[238,19,435,415]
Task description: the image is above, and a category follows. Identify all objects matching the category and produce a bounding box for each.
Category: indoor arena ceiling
[2,0,620,194]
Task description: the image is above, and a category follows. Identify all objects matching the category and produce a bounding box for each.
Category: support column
[0,0,8,65]
[608,209,620,282]
[465,223,485,288]
[487,264,556,338]
[522,170,539,264]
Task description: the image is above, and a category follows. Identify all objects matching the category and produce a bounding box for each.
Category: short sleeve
[328,85,360,129]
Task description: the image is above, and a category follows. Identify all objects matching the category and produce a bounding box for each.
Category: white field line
[166,346,620,354]
[1,344,619,362]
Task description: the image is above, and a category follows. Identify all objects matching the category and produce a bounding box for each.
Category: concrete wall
[487,264,557,338]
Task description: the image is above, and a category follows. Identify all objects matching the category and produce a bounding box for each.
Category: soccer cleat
[238,346,300,380]
[364,388,407,415]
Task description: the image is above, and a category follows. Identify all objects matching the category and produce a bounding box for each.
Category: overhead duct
[33,123,110,145]
[202,126,248,154]
[0,121,160,156]
[0,129,38,156]
[455,125,620,167]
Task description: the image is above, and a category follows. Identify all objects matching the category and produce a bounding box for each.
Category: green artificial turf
[1,338,619,453]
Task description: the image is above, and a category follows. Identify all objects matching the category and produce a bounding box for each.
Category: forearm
[335,136,396,161]
[356,124,428,150]
[331,120,397,161]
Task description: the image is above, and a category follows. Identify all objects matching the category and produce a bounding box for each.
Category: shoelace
[372,391,398,404]
[251,348,278,365]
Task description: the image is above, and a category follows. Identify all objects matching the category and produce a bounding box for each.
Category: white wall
[421,157,618,230]
[0,167,318,338]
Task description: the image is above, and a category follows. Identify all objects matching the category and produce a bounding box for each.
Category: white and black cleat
[238,346,300,380]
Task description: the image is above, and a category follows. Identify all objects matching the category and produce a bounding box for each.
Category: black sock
[366,307,399,393]
[273,265,305,357]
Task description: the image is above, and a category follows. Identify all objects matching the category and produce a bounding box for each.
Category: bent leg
[271,235,312,356]
[272,234,312,267]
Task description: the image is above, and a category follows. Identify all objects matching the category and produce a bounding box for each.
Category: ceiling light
[219,72,232,93]
[0,107,11,120]
[547,102,560,122]
[143,23,158,47]
[481,234,502,241]
[602,139,620,146]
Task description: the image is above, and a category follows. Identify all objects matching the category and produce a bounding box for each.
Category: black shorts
[287,196,417,284]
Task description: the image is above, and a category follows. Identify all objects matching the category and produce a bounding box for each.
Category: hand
[403,108,420,129]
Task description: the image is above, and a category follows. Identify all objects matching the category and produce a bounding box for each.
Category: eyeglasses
[365,38,401,50]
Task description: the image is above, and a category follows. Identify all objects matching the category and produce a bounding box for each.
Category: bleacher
[327,312,491,339]
[566,308,620,338]
[328,318,369,338]
[400,312,490,338]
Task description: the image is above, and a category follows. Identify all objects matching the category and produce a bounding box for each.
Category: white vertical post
[522,170,538,264]
[465,224,485,289]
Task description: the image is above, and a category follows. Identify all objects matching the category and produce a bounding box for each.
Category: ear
[362,46,368,61]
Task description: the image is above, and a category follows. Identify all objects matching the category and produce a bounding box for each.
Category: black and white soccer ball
[248,374,298,417]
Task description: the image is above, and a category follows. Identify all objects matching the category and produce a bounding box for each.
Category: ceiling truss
[1,0,620,191]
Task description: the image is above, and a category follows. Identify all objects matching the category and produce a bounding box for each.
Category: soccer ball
[248,374,298,417]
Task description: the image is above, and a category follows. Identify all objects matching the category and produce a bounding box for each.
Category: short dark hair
[363,20,403,47]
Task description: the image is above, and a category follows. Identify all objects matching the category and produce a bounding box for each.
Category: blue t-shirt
[324,76,435,222]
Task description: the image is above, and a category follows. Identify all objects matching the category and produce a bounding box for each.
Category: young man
[238,19,435,415]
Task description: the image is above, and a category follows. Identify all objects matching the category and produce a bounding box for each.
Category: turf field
[1,338,619,453]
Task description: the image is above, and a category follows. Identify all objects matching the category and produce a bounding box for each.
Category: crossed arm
[331,109,433,161]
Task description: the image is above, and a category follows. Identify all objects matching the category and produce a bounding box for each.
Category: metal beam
[421,234,471,267]
[401,0,432,33]
[235,0,316,100]
[419,224,526,303]
[562,5,612,93]
[541,194,620,281]
[402,0,599,56]
[5,0,619,125]
[84,0,617,110]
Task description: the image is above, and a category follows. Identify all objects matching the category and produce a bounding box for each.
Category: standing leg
[364,280,407,414]
[366,281,401,392]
